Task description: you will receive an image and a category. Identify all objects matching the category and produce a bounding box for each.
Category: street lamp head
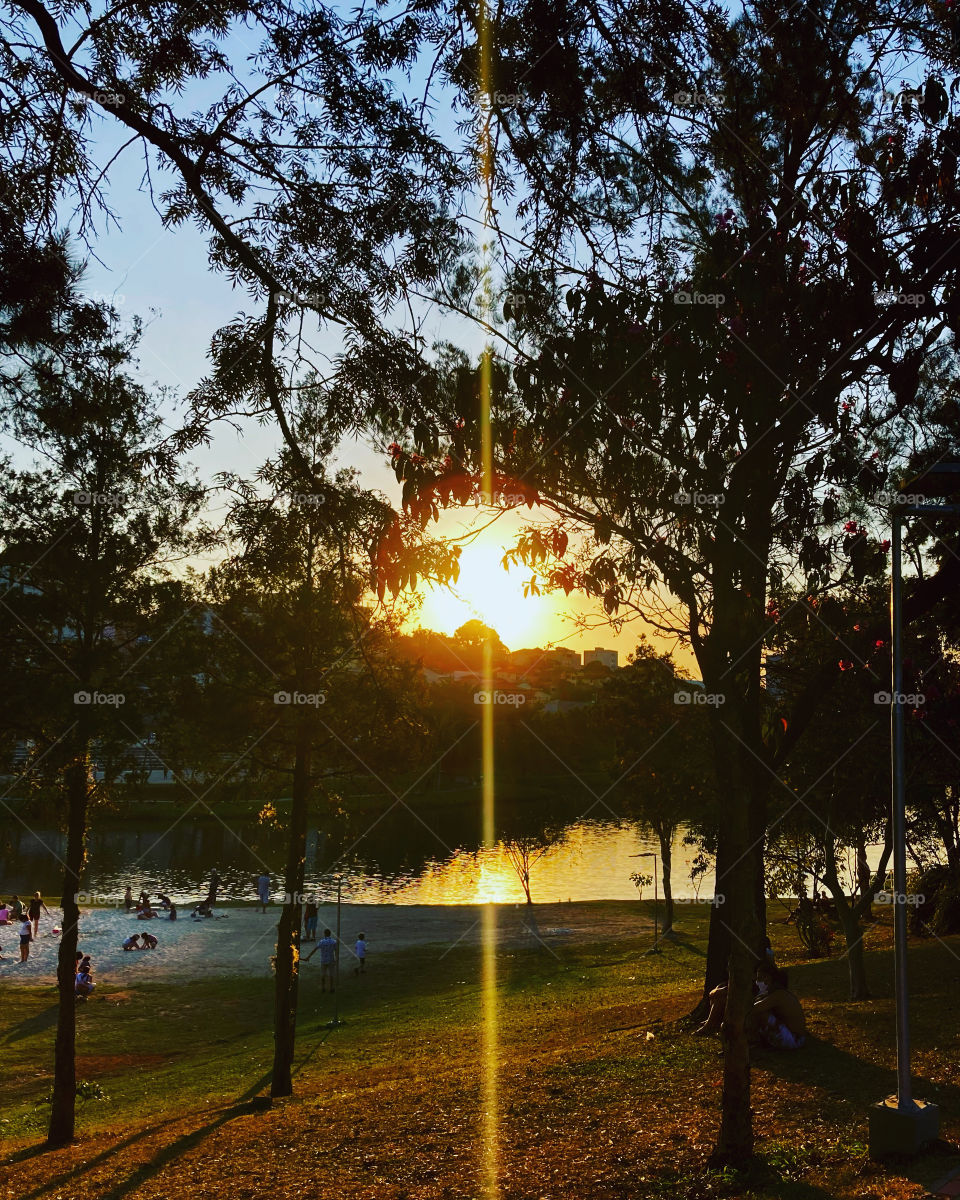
[900,460,960,499]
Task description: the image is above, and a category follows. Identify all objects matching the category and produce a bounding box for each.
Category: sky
[17,16,677,666]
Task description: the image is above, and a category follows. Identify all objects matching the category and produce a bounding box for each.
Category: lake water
[0,807,714,907]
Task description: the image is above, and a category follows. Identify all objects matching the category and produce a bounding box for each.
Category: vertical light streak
[477,3,499,1197]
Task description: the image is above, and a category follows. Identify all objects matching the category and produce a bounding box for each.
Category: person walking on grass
[256,872,270,914]
[18,917,32,962]
[354,932,367,975]
[318,928,337,992]
[28,892,49,939]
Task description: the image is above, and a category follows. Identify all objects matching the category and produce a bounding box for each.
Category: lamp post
[868,463,960,1157]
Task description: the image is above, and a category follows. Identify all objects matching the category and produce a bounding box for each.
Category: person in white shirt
[122,933,141,951]
[18,918,32,962]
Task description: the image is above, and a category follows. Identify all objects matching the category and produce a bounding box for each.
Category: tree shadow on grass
[6,1069,273,1200]
[2,1003,59,1044]
[752,1038,960,1193]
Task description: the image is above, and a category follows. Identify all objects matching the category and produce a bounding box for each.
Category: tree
[0,302,206,1146]
[1,1,464,513]
[196,407,433,1098]
[381,0,960,1160]
[601,638,719,935]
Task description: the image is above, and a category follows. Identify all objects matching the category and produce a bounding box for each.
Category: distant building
[583,647,618,670]
[547,646,582,668]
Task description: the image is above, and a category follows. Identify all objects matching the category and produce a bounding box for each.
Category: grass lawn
[1,903,958,1199]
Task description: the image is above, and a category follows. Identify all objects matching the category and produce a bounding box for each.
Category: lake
[0,803,715,907]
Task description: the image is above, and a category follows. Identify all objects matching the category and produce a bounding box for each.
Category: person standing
[317,928,338,992]
[257,872,270,914]
[28,892,49,938]
[354,932,367,975]
[303,899,318,942]
[18,916,32,962]
[123,886,134,911]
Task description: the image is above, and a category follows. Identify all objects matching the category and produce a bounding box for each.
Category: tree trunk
[658,824,675,935]
[47,751,89,1147]
[838,902,870,999]
[699,825,733,1013]
[714,795,760,1163]
[270,715,311,1098]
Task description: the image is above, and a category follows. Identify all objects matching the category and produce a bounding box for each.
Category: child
[140,931,158,950]
[18,917,32,962]
[354,932,367,975]
[317,928,337,992]
[0,901,9,924]
[10,896,24,922]
[122,933,141,951]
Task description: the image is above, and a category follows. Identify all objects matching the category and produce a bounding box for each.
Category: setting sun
[416,518,562,648]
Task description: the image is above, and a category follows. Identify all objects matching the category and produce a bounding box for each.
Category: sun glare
[417,527,560,648]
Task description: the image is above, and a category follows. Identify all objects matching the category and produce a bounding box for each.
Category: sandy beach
[0,899,653,987]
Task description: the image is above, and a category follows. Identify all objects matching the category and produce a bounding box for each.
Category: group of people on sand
[124,887,177,921]
[695,941,807,1051]
[0,893,52,962]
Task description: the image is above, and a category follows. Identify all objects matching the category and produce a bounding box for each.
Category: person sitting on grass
[140,931,158,950]
[75,966,95,999]
[0,901,9,924]
[122,933,141,951]
[693,977,729,1036]
[752,964,806,1050]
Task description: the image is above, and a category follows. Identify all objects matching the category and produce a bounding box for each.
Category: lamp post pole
[868,468,960,1156]
[890,512,913,1111]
